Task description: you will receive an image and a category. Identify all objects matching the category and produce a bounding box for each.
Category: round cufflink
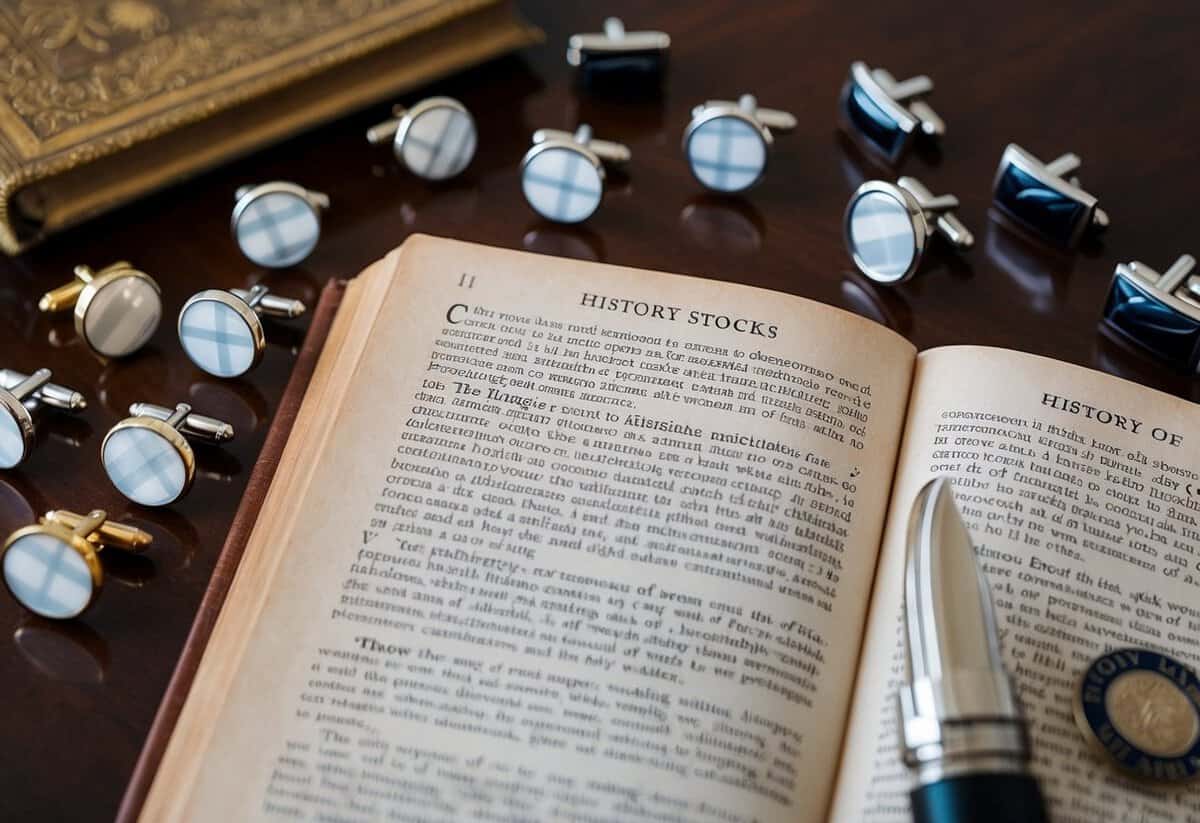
[366,97,477,181]
[101,402,234,507]
[683,94,796,194]
[178,284,307,379]
[231,182,330,268]
[2,509,152,620]
[0,369,87,470]
[844,176,974,285]
[38,262,162,359]
[521,124,630,223]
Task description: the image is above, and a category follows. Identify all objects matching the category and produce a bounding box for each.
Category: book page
[830,346,1200,822]
[143,236,916,823]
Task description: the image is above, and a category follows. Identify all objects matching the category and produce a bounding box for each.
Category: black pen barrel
[910,773,1049,823]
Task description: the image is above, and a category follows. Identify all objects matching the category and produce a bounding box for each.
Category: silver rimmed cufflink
[992,144,1109,249]
[1103,254,1200,372]
[102,402,234,507]
[0,369,87,470]
[3,509,152,620]
[38,262,162,359]
[366,97,477,181]
[231,182,329,268]
[567,17,670,83]
[521,125,630,223]
[844,176,973,285]
[178,285,306,379]
[839,61,944,164]
[683,94,796,193]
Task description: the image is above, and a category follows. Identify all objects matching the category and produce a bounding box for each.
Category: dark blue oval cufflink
[992,144,1109,249]
[1102,254,1200,372]
[567,18,670,86]
[839,61,944,164]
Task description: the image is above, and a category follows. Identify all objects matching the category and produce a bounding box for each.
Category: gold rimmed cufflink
[0,368,87,470]
[231,182,330,268]
[178,285,307,379]
[366,97,478,181]
[2,509,152,620]
[38,262,162,359]
[101,402,234,507]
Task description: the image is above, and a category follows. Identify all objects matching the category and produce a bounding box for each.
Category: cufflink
[683,94,796,193]
[0,369,87,469]
[839,61,943,164]
[2,509,152,620]
[844,176,974,285]
[38,262,162,359]
[101,402,234,507]
[992,144,1109,249]
[366,97,477,181]
[521,125,630,223]
[178,284,306,379]
[231,182,329,268]
[1102,254,1200,372]
[567,17,670,84]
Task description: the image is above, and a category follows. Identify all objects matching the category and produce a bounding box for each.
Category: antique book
[140,236,1200,822]
[0,0,539,255]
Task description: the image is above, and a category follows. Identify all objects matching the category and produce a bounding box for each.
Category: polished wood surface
[2,1,1197,818]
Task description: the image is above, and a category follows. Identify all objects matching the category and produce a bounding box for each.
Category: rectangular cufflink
[1102,255,1200,372]
[992,144,1106,249]
[567,18,669,84]
[839,61,942,165]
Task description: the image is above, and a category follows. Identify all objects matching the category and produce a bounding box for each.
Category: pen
[898,477,1049,823]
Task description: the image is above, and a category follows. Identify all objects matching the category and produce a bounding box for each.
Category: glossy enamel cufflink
[839,61,944,164]
[567,17,670,84]
[3,510,152,620]
[232,182,329,268]
[0,369,87,469]
[178,285,306,378]
[1103,254,1200,372]
[684,94,796,193]
[521,125,631,223]
[102,402,234,507]
[38,262,162,359]
[992,144,1109,249]
[366,97,477,181]
[844,177,973,285]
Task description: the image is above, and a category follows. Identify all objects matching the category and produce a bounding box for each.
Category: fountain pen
[899,478,1048,823]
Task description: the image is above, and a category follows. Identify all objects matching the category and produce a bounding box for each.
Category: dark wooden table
[2,1,1198,819]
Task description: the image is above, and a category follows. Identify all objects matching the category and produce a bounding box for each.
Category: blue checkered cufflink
[178,285,306,379]
[38,262,162,359]
[0,369,87,470]
[1102,254,1200,372]
[521,124,631,223]
[2,509,152,620]
[839,61,944,165]
[683,94,796,194]
[367,97,477,181]
[844,176,973,285]
[231,182,329,268]
[992,144,1109,249]
[102,402,234,507]
[567,17,670,86]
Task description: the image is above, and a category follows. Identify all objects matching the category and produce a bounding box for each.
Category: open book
[140,236,1200,822]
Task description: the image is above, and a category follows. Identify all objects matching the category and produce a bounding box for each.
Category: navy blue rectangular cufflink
[1102,254,1200,372]
[839,61,944,164]
[567,18,670,86]
[992,144,1109,249]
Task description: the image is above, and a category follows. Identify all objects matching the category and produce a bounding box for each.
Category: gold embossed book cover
[0,0,540,254]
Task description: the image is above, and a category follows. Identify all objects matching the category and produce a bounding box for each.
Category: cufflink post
[0,368,87,412]
[871,67,944,137]
[1040,153,1110,230]
[897,177,974,249]
[365,104,408,146]
[231,284,307,319]
[43,509,153,553]
[128,402,235,443]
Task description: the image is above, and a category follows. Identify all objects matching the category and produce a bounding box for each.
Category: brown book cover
[115,277,347,823]
[0,0,540,255]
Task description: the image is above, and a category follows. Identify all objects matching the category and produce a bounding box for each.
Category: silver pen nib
[899,477,1031,783]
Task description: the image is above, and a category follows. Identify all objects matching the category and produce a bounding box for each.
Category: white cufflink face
[845,185,922,284]
[0,393,33,470]
[178,291,264,379]
[232,182,323,268]
[102,421,192,507]
[521,143,605,224]
[2,529,99,620]
[395,97,477,181]
[76,270,162,358]
[684,110,768,193]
